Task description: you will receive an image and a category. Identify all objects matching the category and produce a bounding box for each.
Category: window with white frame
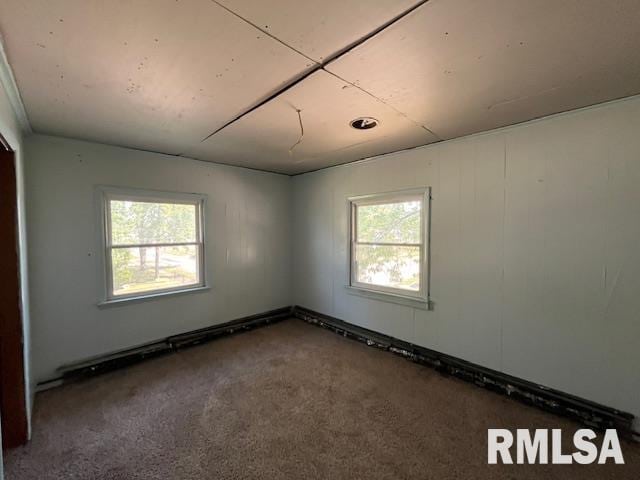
[100,187,206,301]
[349,189,429,300]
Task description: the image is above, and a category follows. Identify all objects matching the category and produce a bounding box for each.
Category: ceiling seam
[38,134,292,176]
[323,69,442,141]
[209,0,318,65]
[194,0,432,145]
[290,140,444,177]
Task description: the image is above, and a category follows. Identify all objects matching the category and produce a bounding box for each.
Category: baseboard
[35,303,637,441]
[38,306,292,388]
[292,305,638,441]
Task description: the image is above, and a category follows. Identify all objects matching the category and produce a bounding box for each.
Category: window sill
[97,285,210,308]
[345,285,433,310]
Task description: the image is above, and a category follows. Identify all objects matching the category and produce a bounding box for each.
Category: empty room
[1,0,639,478]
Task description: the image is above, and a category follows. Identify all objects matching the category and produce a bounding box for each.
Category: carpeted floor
[6,318,640,479]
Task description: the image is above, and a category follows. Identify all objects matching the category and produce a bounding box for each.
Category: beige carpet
[6,318,640,479]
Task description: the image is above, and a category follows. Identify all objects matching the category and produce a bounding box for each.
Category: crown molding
[0,34,32,134]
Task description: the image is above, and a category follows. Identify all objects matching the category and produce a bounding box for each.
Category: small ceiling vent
[350,117,379,130]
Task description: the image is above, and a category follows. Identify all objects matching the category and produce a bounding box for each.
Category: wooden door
[0,141,28,449]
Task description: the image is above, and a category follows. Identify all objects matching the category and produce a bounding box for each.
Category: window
[349,189,430,302]
[100,187,206,302]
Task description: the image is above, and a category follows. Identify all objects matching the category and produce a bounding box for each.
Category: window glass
[356,200,421,244]
[110,200,197,245]
[103,190,204,300]
[354,244,420,291]
[111,245,199,296]
[350,193,427,298]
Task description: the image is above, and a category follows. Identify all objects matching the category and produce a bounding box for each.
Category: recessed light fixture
[350,117,379,130]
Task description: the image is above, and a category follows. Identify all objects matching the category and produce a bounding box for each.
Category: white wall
[0,44,32,452]
[292,95,640,425]
[26,135,292,382]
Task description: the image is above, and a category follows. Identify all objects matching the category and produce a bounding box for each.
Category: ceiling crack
[288,108,304,156]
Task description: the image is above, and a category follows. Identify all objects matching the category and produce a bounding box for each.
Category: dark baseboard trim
[37,303,637,441]
[39,307,293,387]
[292,305,637,440]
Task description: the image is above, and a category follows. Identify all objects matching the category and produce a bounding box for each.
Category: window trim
[96,186,208,305]
[347,187,431,305]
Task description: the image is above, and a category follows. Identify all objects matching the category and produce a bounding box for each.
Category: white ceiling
[327,0,640,141]
[1,0,640,174]
[0,0,313,154]
[184,70,437,174]
[213,0,420,63]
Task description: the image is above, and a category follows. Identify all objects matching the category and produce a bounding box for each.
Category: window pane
[356,200,421,244]
[111,245,199,296]
[355,244,420,291]
[110,200,197,245]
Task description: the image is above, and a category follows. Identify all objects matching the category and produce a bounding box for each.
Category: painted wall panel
[25,135,292,382]
[292,172,334,313]
[292,95,640,425]
[330,147,434,343]
[502,117,607,393]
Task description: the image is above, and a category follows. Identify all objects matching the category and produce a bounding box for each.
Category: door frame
[0,133,28,449]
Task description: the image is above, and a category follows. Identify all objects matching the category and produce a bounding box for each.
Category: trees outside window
[349,189,429,300]
[101,188,205,300]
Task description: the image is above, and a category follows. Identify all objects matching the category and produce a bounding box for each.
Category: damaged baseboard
[36,303,637,442]
[292,305,638,441]
[38,306,292,389]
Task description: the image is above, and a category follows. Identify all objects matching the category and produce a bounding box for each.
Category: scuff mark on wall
[604,265,622,313]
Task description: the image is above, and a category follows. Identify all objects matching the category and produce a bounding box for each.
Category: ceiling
[1,0,639,174]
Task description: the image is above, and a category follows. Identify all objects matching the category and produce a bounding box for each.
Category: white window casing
[347,187,432,309]
[97,186,208,306]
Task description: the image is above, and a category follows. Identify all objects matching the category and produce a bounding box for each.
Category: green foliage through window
[107,196,203,298]
[352,196,423,293]
[110,200,196,245]
[357,201,421,244]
